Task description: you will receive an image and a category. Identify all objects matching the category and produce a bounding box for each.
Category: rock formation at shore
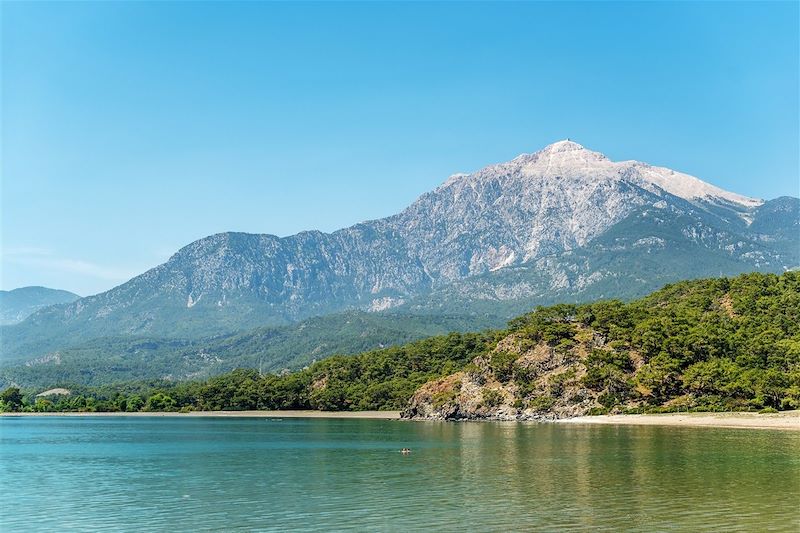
[402,323,625,421]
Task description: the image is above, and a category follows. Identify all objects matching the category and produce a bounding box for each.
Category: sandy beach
[4,410,799,429]
[0,410,402,419]
[560,411,800,431]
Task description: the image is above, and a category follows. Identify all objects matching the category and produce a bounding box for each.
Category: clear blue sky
[2,1,798,296]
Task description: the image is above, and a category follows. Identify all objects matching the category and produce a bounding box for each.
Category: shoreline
[0,410,402,419]
[559,411,800,431]
[2,410,798,429]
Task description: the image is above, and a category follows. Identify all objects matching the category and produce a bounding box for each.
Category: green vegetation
[0,311,496,388]
[481,388,504,408]
[0,386,23,411]
[1,333,490,412]
[2,272,798,414]
[507,271,800,412]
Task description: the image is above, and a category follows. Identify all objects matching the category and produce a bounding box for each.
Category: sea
[1,416,798,531]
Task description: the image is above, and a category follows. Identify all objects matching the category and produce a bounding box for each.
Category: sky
[2,1,798,296]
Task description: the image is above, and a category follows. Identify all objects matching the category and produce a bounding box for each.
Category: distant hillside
[0,311,494,387]
[0,287,80,326]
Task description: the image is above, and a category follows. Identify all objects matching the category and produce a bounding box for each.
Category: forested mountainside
[0,312,490,388]
[4,272,797,416]
[2,141,796,364]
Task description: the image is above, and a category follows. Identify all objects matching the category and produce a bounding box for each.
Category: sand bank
[560,411,800,431]
[4,410,798,429]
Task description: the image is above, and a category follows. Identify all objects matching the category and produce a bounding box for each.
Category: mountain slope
[400,198,797,318]
[2,140,797,360]
[0,287,80,326]
[0,311,492,387]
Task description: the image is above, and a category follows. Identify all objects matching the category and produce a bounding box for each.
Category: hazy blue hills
[0,287,80,326]
[748,196,800,256]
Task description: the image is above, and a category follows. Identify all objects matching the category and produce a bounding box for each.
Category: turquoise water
[1,417,798,532]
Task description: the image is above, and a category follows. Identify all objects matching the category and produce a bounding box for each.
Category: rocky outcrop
[402,326,637,421]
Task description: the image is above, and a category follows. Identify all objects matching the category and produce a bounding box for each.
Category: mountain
[2,140,797,362]
[0,287,80,326]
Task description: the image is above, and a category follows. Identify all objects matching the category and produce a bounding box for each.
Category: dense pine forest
[2,272,798,414]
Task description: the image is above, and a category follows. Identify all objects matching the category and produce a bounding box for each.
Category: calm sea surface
[1,416,798,532]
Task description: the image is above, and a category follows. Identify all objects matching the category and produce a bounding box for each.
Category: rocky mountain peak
[4,141,794,357]
[542,139,587,153]
[501,140,760,209]
[535,139,608,162]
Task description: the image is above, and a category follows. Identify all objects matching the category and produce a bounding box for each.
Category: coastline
[3,410,799,429]
[559,411,800,431]
[0,410,402,419]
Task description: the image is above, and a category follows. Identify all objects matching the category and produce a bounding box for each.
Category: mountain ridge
[2,140,797,363]
[0,287,81,326]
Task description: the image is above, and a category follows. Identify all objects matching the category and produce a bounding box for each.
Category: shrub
[489,352,518,382]
[529,396,555,412]
[482,388,504,408]
[432,389,459,409]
